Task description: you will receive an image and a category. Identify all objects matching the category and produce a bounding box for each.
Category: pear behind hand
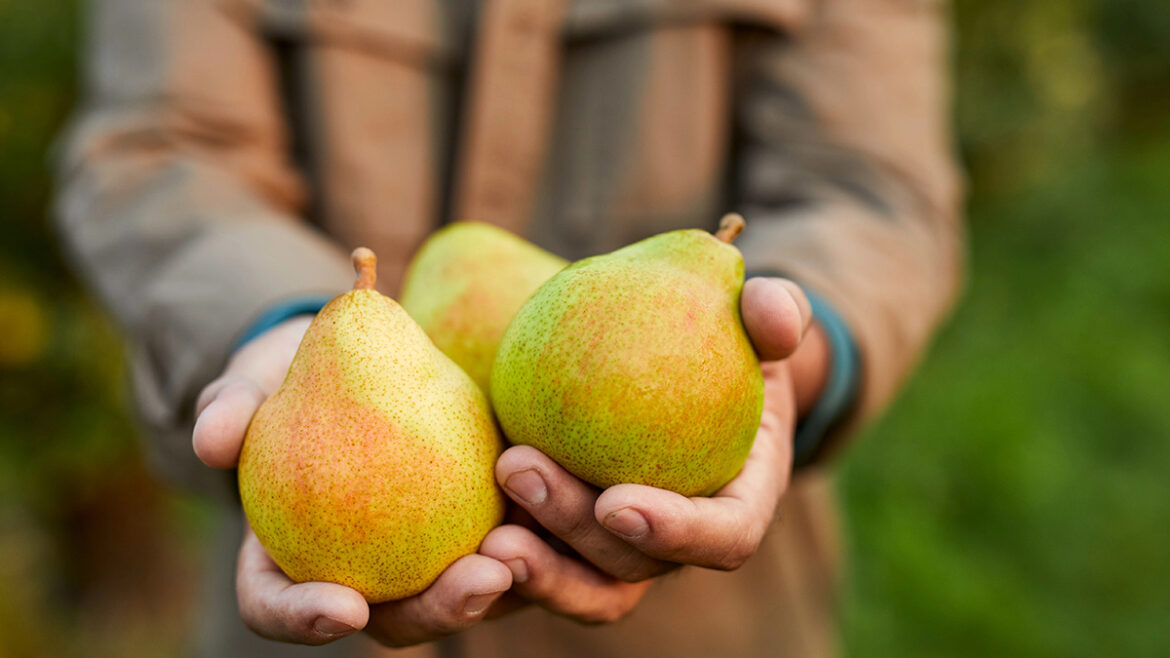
[238,248,505,603]
[491,215,764,497]
[401,222,567,393]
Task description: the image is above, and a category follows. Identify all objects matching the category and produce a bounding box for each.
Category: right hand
[192,316,513,647]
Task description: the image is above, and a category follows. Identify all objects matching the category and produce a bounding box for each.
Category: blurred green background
[0,0,1167,656]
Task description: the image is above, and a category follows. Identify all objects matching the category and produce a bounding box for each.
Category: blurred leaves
[841,1,1170,657]
[0,1,210,656]
[0,288,50,366]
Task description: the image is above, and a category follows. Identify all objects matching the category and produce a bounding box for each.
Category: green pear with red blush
[491,214,765,497]
[238,248,505,603]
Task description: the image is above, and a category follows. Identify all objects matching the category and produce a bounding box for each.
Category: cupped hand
[193,315,512,647]
[478,276,817,624]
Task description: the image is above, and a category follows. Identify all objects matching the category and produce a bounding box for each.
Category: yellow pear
[238,248,505,603]
[400,222,567,393]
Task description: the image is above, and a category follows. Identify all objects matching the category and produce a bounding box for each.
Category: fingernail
[313,616,357,638]
[603,508,649,539]
[505,558,529,583]
[504,469,547,505]
[464,592,500,616]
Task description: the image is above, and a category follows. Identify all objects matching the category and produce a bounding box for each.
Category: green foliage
[840,140,1170,657]
[0,2,211,656]
[840,1,1170,656]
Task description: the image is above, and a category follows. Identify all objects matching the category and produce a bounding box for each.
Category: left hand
[478,277,820,624]
[194,317,514,647]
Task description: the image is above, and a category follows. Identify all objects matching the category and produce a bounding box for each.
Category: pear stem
[352,247,377,290]
[715,213,746,243]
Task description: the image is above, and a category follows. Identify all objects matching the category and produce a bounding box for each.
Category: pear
[238,248,505,603]
[400,222,567,393]
[491,215,764,497]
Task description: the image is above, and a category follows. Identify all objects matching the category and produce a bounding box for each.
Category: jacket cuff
[234,295,334,350]
[791,288,860,466]
[745,274,860,468]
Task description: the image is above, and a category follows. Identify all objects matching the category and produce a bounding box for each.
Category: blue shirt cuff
[791,288,860,466]
[745,275,861,467]
[233,296,334,350]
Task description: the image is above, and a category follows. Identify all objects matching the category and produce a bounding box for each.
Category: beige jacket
[55,0,963,656]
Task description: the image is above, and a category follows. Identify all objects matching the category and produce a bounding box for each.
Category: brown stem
[715,213,746,243]
[352,247,377,290]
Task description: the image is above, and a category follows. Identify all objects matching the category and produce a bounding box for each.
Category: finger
[594,417,792,571]
[479,524,653,625]
[236,527,369,645]
[741,277,813,361]
[482,590,532,620]
[195,377,232,417]
[364,554,512,648]
[497,446,670,582]
[192,379,266,469]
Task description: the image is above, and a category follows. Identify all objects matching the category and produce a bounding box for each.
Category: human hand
[477,277,822,624]
[193,316,512,647]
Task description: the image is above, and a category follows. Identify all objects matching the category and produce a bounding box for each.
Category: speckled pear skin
[400,222,567,393]
[238,251,505,603]
[490,227,764,497]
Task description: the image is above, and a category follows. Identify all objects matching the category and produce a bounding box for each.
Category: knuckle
[570,584,646,625]
[577,602,630,626]
[195,378,227,413]
[614,569,651,584]
[609,557,666,584]
[364,624,408,648]
[235,586,262,633]
[238,607,264,636]
[372,632,420,649]
[366,601,459,648]
[420,598,463,634]
[714,526,764,571]
[716,550,749,571]
[556,504,598,543]
[645,520,687,556]
[238,600,292,644]
[223,378,262,402]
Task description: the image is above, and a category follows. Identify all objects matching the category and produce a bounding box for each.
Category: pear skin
[400,222,567,393]
[491,215,764,497]
[239,248,505,603]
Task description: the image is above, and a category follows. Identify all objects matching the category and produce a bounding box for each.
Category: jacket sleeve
[733,0,967,463]
[54,0,354,492]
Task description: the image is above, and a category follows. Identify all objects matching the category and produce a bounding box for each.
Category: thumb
[191,315,312,469]
[741,277,813,362]
[192,378,267,469]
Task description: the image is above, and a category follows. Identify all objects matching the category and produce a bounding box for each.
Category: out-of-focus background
[0,0,1166,656]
